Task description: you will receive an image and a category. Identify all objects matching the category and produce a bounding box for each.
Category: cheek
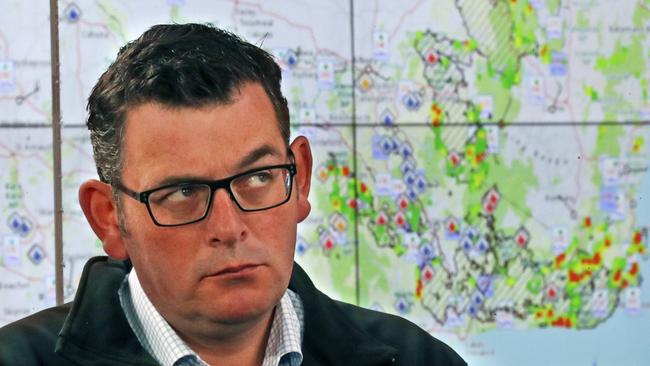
[247,208,297,255]
[127,227,196,276]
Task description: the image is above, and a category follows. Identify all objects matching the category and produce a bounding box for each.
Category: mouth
[208,263,262,278]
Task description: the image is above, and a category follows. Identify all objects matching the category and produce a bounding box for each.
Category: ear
[290,136,312,223]
[78,179,129,260]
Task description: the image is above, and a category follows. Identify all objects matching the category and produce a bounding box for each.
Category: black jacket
[0,256,466,365]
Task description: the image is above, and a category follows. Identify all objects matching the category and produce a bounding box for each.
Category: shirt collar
[118,268,303,366]
[263,289,303,366]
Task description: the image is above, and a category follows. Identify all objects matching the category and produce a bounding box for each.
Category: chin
[205,290,281,324]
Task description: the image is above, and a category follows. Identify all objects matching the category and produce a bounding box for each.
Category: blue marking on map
[21,222,30,236]
[295,237,308,256]
[472,291,484,305]
[600,187,618,213]
[465,227,478,241]
[8,213,31,237]
[550,51,567,76]
[445,227,461,240]
[468,304,478,317]
[477,275,495,297]
[420,243,435,259]
[407,188,418,201]
[391,139,399,152]
[28,244,44,265]
[10,216,20,230]
[394,297,410,315]
[476,236,489,254]
[378,135,394,156]
[296,242,307,256]
[550,63,566,76]
[400,158,415,175]
[380,109,395,125]
[404,171,416,186]
[415,174,427,193]
[287,53,297,67]
[402,92,421,111]
[65,4,81,23]
[372,135,389,160]
[0,60,16,93]
[461,237,473,252]
[400,143,413,157]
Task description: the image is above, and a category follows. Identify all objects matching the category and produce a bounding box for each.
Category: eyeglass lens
[146,166,292,225]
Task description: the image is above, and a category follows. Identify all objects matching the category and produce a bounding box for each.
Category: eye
[245,171,274,187]
[151,184,203,204]
[177,186,199,198]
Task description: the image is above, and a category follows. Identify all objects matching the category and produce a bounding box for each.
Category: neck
[174,307,275,366]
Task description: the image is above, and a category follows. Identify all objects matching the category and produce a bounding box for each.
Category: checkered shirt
[118,268,304,366]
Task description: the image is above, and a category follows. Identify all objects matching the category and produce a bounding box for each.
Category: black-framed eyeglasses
[113,162,297,227]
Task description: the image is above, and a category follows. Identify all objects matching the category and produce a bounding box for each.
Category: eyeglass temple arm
[113,182,146,202]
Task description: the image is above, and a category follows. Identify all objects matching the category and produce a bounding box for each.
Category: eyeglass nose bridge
[203,176,243,214]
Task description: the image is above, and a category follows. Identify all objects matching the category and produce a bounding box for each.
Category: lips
[210,263,261,277]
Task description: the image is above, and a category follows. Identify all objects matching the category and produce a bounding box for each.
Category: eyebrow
[234,144,282,171]
[152,144,283,188]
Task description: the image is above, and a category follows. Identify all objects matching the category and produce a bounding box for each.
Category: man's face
[116,83,309,330]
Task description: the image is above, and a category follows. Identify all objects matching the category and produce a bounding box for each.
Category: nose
[204,188,247,245]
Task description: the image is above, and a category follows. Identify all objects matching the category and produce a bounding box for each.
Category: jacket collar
[56,257,157,365]
[288,264,397,365]
[56,256,396,365]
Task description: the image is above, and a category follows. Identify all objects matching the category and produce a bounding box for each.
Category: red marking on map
[398,197,409,210]
[569,270,582,283]
[431,104,443,126]
[515,228,529,247]
[426,52,437,64]
[552,317,572,328]
[634,231,643,245]
[547,309,554,318]
[482,188,500,215]
[395,212,406,226]
[448,151,461,167]
[448,221,457,233]
[581,252,601,267]
[476,152,486,164]
[555,253,566,268]
[422,266,434,282]
[483,202,495,215]
[548,287,556,298]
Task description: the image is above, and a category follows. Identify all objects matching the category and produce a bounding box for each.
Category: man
[0,23,466,365]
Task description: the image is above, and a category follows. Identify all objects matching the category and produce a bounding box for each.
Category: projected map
[1,1,649,365]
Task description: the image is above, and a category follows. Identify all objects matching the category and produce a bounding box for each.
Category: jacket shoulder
[334,300,466,366]
[0,304,71,365]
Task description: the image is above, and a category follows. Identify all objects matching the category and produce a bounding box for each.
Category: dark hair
[86,23,290,184]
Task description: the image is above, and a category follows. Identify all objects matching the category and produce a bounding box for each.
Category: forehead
[120,83,286,187]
